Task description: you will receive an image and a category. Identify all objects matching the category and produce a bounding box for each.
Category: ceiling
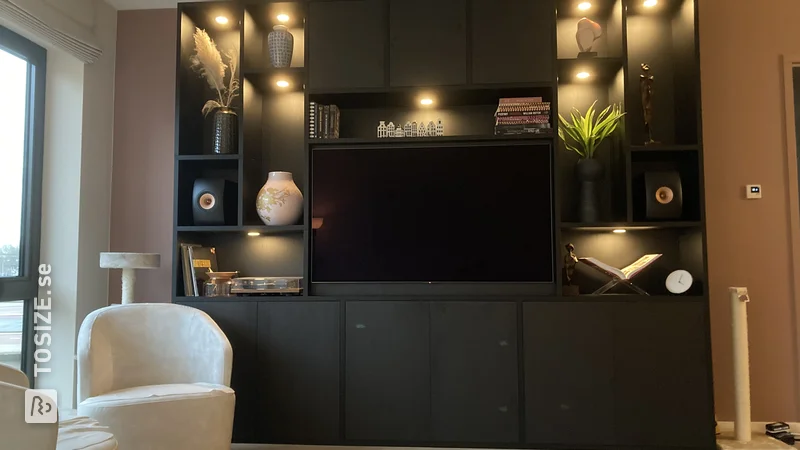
[106,0,222,10]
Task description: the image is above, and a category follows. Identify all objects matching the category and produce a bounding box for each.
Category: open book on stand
[578,254,662,294]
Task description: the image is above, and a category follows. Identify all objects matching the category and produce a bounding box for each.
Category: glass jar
[204,278,233,297]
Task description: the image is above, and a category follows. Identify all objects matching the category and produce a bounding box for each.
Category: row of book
[309,102,340,139]
[179,243,218,296]
[494,97,552,136]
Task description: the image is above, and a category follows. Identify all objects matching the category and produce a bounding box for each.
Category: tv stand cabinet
[174,0,714,448]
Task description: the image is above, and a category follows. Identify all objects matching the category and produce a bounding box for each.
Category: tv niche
[311,142,554,284]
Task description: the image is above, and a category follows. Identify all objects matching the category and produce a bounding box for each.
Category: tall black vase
[211,107,238,154]
[575,158,604,223]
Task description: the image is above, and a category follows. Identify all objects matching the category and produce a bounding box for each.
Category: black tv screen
[311,143,553,283]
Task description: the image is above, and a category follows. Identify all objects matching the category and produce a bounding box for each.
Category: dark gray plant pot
[211,107,238,154]
[575,157,604,222]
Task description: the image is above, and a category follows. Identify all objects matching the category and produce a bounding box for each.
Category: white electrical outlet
[746,185,762,199]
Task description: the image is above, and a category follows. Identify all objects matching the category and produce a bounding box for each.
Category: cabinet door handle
[355,324,366,329]
[498,406,509,413]
[499,340,509,347]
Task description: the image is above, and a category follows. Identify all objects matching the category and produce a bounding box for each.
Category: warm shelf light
[578,2,592,11]
[247,232,261,237]
[215,15,229,25]
[576,71,591,79]
[277,14,290,23]
[612,229,627,234]
[643,0,658,7]
[420,98,434,106]
[276,80,290,88]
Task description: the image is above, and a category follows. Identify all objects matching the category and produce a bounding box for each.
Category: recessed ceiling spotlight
[215,16,229,25]
[420,98,434,106]
[277,14,290,23]
[578,2,592,11]
[247,232,261,237]
[576,71,591,79]
[612,229,627,234]
[276,80,290,88]
[643,0,658,7]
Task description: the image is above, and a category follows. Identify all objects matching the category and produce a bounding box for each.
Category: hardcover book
[188,246,218,296]
[579,254,662,280]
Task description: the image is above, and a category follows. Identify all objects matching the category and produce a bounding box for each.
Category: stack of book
[309,102,340,139]
[494,97,551,136]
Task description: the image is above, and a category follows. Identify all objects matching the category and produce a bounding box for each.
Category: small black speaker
[192,179,237,225]
[645,171,683,219]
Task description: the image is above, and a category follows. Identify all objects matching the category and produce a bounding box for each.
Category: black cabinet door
[613,303,714,448]
[523,303,615,446]
[345,301,430,441]
[177,301,258,444]
[308,1,386,90]
[430,302,518,443]
[471,0,555,84]
[389,0,467,86]
[257,302,340,443]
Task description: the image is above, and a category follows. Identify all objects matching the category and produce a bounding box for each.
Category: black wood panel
[613,302,714,448]
[389,0,467,87]
[308,0,385,89]
[257,302,340,443]
[345,301,431,441]
[430,302,518,443]
[471,0,555,84]
[523,302,615,446]
[178,301,258,444]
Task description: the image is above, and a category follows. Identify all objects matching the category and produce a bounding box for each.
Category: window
[0,26,46,379]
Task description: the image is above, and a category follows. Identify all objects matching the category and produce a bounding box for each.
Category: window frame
[0,25,47,380]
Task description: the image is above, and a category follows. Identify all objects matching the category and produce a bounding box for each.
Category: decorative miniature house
[377,121,387,138]
[411,121,418,137]
[394,126,405,137]
[417,120,428,136]
[436,119,444,136]
[404,122,413,137]
[387,121,396,136]
[427,121,436,136]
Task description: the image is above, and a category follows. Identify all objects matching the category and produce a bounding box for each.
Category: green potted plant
[558,101,625,222]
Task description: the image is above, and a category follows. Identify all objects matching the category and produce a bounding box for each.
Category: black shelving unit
[173,1,713,448]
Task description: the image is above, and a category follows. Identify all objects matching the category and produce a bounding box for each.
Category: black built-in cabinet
[175,0,712,448]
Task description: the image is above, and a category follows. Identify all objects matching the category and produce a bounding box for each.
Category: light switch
[746,185,762,199]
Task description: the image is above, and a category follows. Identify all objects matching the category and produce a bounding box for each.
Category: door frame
[780,54,800,417]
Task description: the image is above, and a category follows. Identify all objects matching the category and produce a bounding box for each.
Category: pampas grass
[190,27,240,116]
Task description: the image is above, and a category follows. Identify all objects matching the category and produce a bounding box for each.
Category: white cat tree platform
[100,252,160,304]
[717,287,793,450]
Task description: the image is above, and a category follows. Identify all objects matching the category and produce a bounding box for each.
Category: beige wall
[109,2,800,420]
[109,9,176,303]
[701,0,800,420]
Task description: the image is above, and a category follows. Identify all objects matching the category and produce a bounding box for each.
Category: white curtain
[0,0,102,63]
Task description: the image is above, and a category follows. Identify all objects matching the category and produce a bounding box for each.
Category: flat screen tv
[311,143,553,283]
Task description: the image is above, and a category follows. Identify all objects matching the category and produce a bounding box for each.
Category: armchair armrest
[0,380,58,450]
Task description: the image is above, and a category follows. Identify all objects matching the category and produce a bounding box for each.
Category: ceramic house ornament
[576,18,603,57]
[394,126,405,137]
[417,120,428,136]
[427,121,436,136]
[377,121,387,138]
[436,119,444,136]
[404,122,413,137]
[387,121,396,136]
[411,121,418,137]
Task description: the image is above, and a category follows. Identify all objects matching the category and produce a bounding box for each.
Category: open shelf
[561,221,703,230]
[557,57,624,83]
[242,2,305,74]
[177,154,240,161]
[556,294,705,302]
[310,134,554,146]
[557,0,624,59]
[178,225,304,233]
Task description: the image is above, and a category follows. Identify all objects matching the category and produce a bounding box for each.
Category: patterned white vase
[268,25,294,68]
[256,172,303,226]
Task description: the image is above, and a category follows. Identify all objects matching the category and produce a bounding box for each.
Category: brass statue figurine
[639,63,659,145]
[563,243,580,295]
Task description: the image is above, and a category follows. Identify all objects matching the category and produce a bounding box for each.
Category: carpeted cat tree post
[100,252,161,304]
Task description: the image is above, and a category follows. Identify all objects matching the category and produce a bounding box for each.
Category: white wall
[3,0,118,408]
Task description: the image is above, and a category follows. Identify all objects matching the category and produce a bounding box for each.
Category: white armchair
[0,363,117,450]
[77,303,235,450]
